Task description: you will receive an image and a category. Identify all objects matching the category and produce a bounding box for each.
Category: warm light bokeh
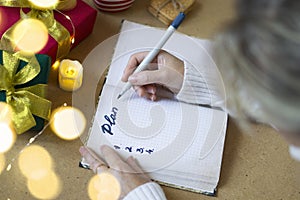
[0,123,16,153]
[50,106,86,140]
[18,145,53,180]
[0,153,5,174]
[0,102,13,124]
[29,0,58,9]
[12,18,48,53]
[0,8,6,35]
[27,171,61,199]
[88,173,121,200]
[52,60,60,71]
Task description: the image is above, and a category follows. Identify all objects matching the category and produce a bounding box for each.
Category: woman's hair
[214,0,300,132]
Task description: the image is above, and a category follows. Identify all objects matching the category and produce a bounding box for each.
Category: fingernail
[150,95,156,101]
[151,88,155,94]
[128,75,137,83]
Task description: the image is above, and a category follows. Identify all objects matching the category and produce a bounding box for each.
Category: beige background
[1,0,299,199]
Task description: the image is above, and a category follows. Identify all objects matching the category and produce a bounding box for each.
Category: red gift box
[0,0,97,64]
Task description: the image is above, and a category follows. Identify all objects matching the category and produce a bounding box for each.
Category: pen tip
[117,95,121,99]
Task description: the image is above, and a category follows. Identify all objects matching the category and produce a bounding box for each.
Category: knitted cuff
[123,182,167,200]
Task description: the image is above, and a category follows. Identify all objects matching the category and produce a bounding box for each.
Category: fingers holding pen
[122,51,158,82]
[133,85,157,101]
[122,52,160,82]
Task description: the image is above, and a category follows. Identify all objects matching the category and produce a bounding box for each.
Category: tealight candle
[58,59,83,91]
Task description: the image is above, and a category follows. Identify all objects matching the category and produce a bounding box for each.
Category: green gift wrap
[0,50,52,134]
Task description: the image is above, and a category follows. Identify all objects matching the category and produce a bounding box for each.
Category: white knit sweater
[123,182,167,200]
[176,61,225,108]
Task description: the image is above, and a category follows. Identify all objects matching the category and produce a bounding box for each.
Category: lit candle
[58,59,83,91]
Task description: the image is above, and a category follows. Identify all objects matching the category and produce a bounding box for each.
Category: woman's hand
[121,51,184,101]
[79,145,151,198]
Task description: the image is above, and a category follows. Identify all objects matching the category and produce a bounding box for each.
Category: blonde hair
[214,0,300,132]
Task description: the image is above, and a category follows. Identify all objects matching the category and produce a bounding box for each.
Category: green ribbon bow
[0,0,71,60]
[0,51,51,134]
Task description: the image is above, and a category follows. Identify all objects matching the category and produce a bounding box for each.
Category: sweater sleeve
[176,60,225,108]
[123,182,167,200]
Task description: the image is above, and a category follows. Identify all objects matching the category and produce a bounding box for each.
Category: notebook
[81,20,228,195]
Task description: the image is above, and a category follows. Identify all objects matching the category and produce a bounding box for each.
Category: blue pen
[117,12,185,99]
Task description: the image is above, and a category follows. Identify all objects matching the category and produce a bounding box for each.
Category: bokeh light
[18,145,53,180]
[0,8,5,41]
[12,18,48,53]
[52,60,60,71]
[0,153,5,174]
[88,173,121,200]
[29,0,58,9]
[50,106,86,140]
[27,171,61,199]
[0,103,15,153]
[0,122,16,153]
[0,102,13,124]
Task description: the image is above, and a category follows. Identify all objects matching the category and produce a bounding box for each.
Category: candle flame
[66,68,76,76]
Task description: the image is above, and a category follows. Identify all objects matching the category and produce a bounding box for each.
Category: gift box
[0,50,52,134]
[0,0,97,64]
[148,0,195,25]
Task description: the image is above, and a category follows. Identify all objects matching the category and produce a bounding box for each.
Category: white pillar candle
[58,59,83,91]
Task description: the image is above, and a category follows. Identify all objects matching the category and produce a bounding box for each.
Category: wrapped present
[57,0,77,11]
[0,50,52,134]
[0,0,97,64]
[148,0,195,25]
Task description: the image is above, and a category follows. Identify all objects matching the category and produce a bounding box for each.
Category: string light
[55,9,76,45]
[4,104,67,172]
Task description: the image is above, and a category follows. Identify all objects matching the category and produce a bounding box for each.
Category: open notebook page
[85,21,228,194]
